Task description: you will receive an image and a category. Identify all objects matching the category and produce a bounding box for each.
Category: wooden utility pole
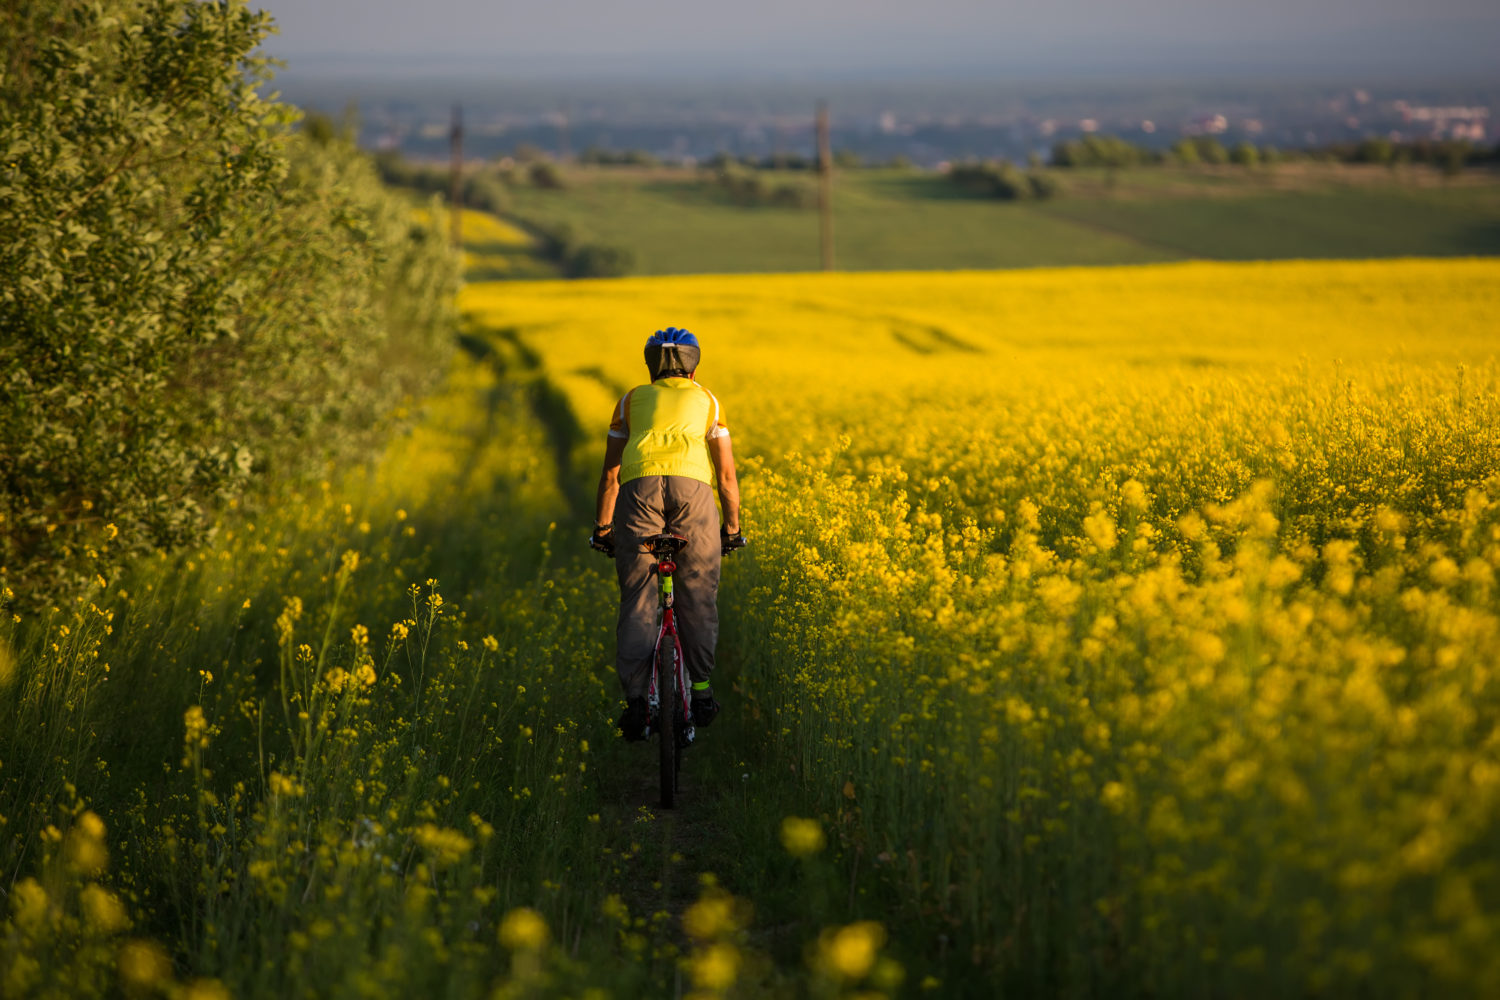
[816,101,834,271]
[448,103,464,247]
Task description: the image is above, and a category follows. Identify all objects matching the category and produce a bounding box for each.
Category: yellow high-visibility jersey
[609,377,728,485]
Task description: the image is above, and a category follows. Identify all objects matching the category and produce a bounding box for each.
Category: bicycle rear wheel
[658,639,676,809]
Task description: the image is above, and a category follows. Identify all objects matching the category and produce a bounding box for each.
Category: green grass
[507,169,1173,274]
[1041,186,1500,260]
[500,165,1500,276]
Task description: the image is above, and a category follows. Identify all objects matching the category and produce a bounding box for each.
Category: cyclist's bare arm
[709,436,740,534]
[595,435,626,527]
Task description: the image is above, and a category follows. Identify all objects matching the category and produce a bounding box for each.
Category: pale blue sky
[260,0,1500,78]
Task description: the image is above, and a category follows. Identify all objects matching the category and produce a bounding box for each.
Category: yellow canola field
[465,259,1500,995]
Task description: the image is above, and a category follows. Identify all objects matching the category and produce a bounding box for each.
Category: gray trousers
[613,475,721,699]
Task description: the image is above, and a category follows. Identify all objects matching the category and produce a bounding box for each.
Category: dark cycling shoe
[691,694,721,728]
[618,697,649,742]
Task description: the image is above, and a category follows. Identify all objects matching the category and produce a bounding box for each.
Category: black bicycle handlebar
[720,531,748,557]
[588,526,615,557]
[587,529,748,559]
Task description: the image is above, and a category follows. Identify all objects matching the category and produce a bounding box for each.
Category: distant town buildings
[303,79,1498,167]
[1185,114,1229,136]
[1394,102,1488,141]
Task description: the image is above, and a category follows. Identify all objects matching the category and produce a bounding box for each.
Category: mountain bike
[591,528,747,809]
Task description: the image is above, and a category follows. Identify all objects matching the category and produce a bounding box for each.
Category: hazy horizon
[260,1,1500,83]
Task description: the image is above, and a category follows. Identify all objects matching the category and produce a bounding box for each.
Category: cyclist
[589,328,744,741]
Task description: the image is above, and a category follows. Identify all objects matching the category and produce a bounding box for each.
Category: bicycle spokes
[646,632,694,748]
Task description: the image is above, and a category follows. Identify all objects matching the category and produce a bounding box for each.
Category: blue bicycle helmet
[645,327,700,379]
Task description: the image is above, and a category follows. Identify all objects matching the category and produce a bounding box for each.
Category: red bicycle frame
[647,550,692,743]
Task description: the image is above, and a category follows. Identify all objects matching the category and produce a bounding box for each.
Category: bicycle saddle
[643,533,689,556]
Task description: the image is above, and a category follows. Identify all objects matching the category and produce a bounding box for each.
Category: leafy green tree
[0,0,457,603]
[565,244,635,278]
[1440,142,1469,178]
[1194,137,1230,165]
[1051,135,1149,169]
[1355,138,1395,165]
[948,161,1033,200]
[529,161,565,189]
[464,173,513,213]
[1170,139,1201,166]
[1028,171,1061,199]
[1230,142,1261,167]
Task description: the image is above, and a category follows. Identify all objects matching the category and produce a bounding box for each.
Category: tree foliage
[705,163,815,209]
[374,149,513,214]
[528,220,637,278]
[948,161,1058,201]
[1051,135,1154,168]
[0,0,459,603]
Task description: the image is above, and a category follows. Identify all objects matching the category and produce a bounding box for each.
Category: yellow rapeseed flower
[65,811,109,874]
[180,979,232,1000]
[413,823,473,866]
[117,939,172,989]
[0,639,16,688]
[268,772,304,798]
[779,816,825,857]
[183,706,209,749]
[818,921,886,980]
[1101,781,1129,814]
[80,883,130,933]
[682,893,737,941]
[10,878,50,930]
[498,907,549,951]
[690,942,741,991]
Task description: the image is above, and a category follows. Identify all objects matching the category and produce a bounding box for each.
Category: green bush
[374,153,513,213]
[0,0,459,605]
[1194,137,1231,165]
[528,161,565,189]
[948,160,1053,201]
[1169,138,1201,166]
[464,172,513,214]
[704,164,815,209]
[1355,138,1395,165]
[564,244,636,278]
[1231,141,1262,167]
[578,146,659,167]
[1051,135,1152,168]
[524,221,634,278]
[1027,170,1062,199]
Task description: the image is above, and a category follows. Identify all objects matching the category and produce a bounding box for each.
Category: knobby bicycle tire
[658,638,676,809]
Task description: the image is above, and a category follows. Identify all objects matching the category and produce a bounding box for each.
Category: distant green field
[499,165,1500,275]
[1041,186,1500,260]
[506,169,1172,273]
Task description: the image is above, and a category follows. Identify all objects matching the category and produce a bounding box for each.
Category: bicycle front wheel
[658,638,676,809]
